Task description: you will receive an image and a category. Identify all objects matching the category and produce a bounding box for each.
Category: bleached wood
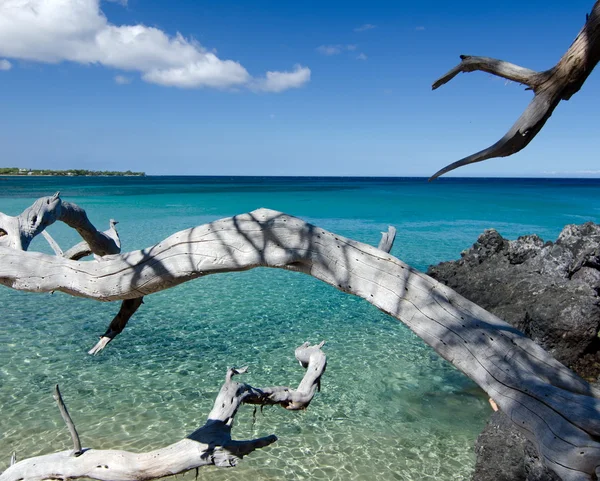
[0,193,121,254]
[62,220,120,261]
[88,297,145,355]
[0,207,599,479]
[41,231,63,256]
[432,55,541,90]
[0,196,143,350]
[378,226,396,253]
[0,342,326,481]
[430,1,600,179]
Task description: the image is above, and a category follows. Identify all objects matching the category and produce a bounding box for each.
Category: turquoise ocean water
[1,176,600,480]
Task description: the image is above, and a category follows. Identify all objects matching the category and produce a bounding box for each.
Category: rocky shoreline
[427,222,600,481]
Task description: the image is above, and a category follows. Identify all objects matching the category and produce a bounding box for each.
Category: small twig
[378,226,397,253]
[88,297,144,355]
[41,231,64,256]
[53,384,83,456]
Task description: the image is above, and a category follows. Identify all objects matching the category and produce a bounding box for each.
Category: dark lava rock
[427,223,600,374]
[427,222,600,481]
[472,411,560,481]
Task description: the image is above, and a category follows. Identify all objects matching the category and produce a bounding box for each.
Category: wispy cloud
[354,24,376,32]
[252,65,311,93]
[356,53,368,61]
[0,0,310,92]
[0,59,11,71]
[114,75,132,85]
[105,0,128,5]
[415,26,426,31]
[316,44,358,56]
[317,45,343,56]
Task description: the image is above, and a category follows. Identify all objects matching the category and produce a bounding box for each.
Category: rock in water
[427,222,600,481]
[472,411,561,481]
[428,223,600,376]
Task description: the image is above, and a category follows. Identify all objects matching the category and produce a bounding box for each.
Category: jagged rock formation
[428,222,600,481]
[472,411,562,481]
[428,222,600,378]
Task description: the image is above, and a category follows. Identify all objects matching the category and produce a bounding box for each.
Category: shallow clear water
[1,176,600,480]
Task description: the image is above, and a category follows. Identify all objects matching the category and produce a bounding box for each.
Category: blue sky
[0,0,598,177]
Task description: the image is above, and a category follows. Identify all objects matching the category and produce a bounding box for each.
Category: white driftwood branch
[430,1,600,179]
[0,196,144,351]
[62,220,120,261]
[1,207,599,479]
[0,342,326,481]
[41,231,63,256]
[378,226,397,253]
[0,193,121,254]
[88,297,145,355]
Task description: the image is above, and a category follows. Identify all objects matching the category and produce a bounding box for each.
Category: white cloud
[0,59,11,70]
[142,54,250,88]
[316,44,358,56]
[105,0,127,5]
[253,65,311,93]
[0,0,310,92]
[354,24,376,32]
[356,53,368,60]
[114,74,131,84]
[415,26,426,31]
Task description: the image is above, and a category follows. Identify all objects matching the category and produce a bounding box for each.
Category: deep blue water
[1,176,599,480]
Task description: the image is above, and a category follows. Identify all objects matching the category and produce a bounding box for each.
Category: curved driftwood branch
[378,226,397,253]
[430,1,600,179]
[0,342,326,481]
[41,230,64,256]
[62,219,120,261]
[0,193,121,254]
[0,195,143,351]
[1,206,600,479]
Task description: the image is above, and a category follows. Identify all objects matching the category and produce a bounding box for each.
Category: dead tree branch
[378,226,397,253]
[0,195,142,351]
[0,342,326,481]
[431,1,600,179]
[88,297,145,355]
[1,204,599,479]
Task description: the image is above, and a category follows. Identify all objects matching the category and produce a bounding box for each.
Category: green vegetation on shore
[0,167,145,177]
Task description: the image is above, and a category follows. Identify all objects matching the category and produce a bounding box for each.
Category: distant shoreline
[0,168,145,177]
